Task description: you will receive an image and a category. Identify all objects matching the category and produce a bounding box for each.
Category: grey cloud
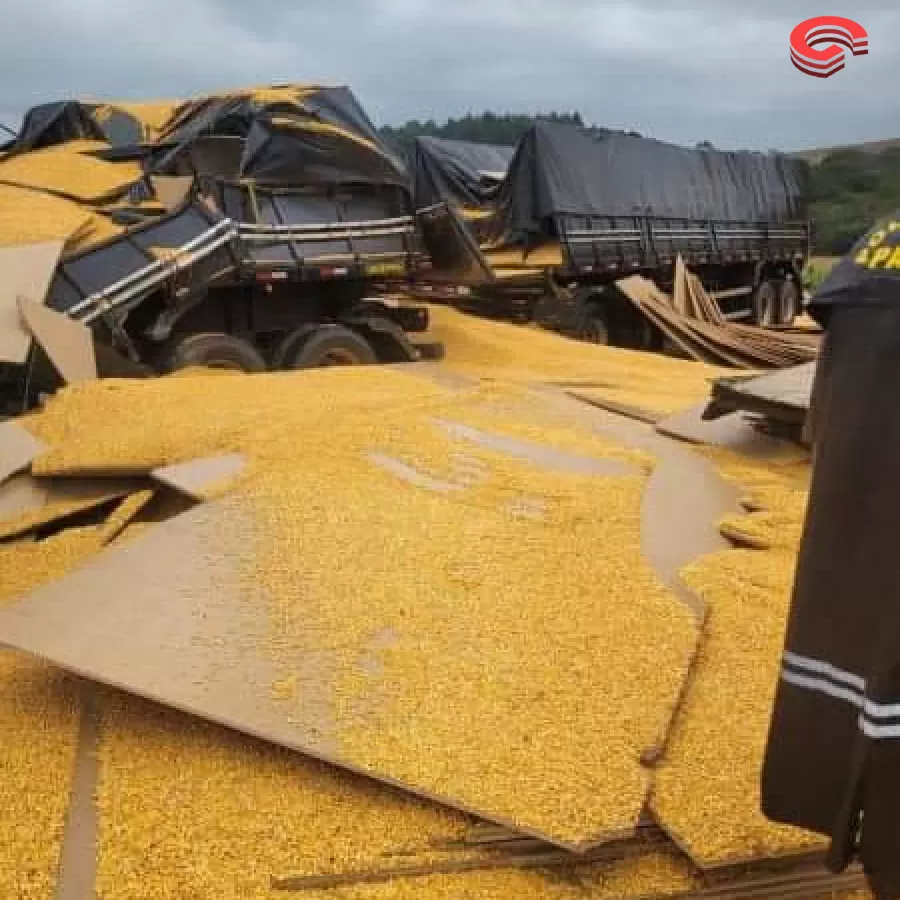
[0,0,897,151]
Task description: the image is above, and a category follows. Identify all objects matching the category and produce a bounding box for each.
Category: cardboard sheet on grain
[655,404,791,459]
[0,421,47,484]
[716,363,816,415]
[0,241,64,364]
[151,453,247,500]
[0,474,50,521]
[18,298,97,384]
[0,462,698,851]
[0,477,146,540]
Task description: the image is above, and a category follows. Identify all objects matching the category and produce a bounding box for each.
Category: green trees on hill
[380,112,639,156]
[803,148,900,255]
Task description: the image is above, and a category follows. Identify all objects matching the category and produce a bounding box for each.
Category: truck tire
[778,280,801,326]
[165,332,266,373]
[752,280,778,328]
[574,298,610,345]
[275,325,377,369]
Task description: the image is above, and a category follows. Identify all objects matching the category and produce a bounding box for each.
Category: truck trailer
[412,124,810,348]
[0,85,446,408]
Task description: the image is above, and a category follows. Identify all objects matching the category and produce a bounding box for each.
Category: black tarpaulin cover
[2,102,106,154]
[762,215,900,899]
[413,136,514,209]
[486,123,805,243]
[148,86,408,188]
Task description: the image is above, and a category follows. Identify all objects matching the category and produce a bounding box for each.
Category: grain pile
[16,368,698,850]
[424,304,729,417]
[0,525,104,900]
[0,319,870,899]
[0,142,142,204]
[652,445,819,866]
[0,183,90,248]
[97,692,699,899]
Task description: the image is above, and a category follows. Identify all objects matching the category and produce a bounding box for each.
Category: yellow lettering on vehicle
[366,263,404,277]
[870,246,893,268]
[888,221,900,233]
[888,247,900,269]
[856,248,870,266]
[868,230,887,248]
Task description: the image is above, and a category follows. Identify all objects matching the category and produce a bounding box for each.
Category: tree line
[380,113,900,255]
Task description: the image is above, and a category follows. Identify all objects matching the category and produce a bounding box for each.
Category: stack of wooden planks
[617,259,820,370]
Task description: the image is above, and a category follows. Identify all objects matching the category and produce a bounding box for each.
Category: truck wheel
[752,280,778,328]
[778,280,801,326]
[165,332,266,373]
[575,302,610,345]
[275,325,377,369]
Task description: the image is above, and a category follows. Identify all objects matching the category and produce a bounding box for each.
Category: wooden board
[0,241,64,364]
[18,298,97,384]
[0,421,47,485]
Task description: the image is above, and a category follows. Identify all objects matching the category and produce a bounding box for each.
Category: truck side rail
[211,180,421,274]
[555,214,810,275]
[47,202,242,325]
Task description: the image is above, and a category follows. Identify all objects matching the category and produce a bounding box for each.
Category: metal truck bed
[44,186,425,330]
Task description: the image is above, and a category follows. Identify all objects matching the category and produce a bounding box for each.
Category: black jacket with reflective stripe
[763,215,900,898]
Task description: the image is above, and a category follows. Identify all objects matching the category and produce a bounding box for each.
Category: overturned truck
[413,124,810,347]
[0,85,446,408]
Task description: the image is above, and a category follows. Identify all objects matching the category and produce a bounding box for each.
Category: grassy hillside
[792,138,900,167]
[801,146,900,255]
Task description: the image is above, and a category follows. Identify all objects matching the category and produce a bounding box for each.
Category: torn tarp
[2,102,106,154]
[413,136,514,210]
[147,86,408,187]
[485,123,806,244]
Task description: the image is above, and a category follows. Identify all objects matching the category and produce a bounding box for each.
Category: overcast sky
[2,0,897,151]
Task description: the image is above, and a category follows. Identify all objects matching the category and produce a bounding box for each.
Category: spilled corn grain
[0,142,141,203]
[240,413,695,845]
[652,448,823,865]
[100,490,156,545]
[0,526,103,899]
[424,303,727,414]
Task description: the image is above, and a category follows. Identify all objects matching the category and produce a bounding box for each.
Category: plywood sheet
[18,298,97,385]
[0,241,64,364]
[151,453,246,501]
[0,421,47,484]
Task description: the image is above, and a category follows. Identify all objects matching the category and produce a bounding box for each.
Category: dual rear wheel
[753,278,801,328]
[164,325,377,374]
